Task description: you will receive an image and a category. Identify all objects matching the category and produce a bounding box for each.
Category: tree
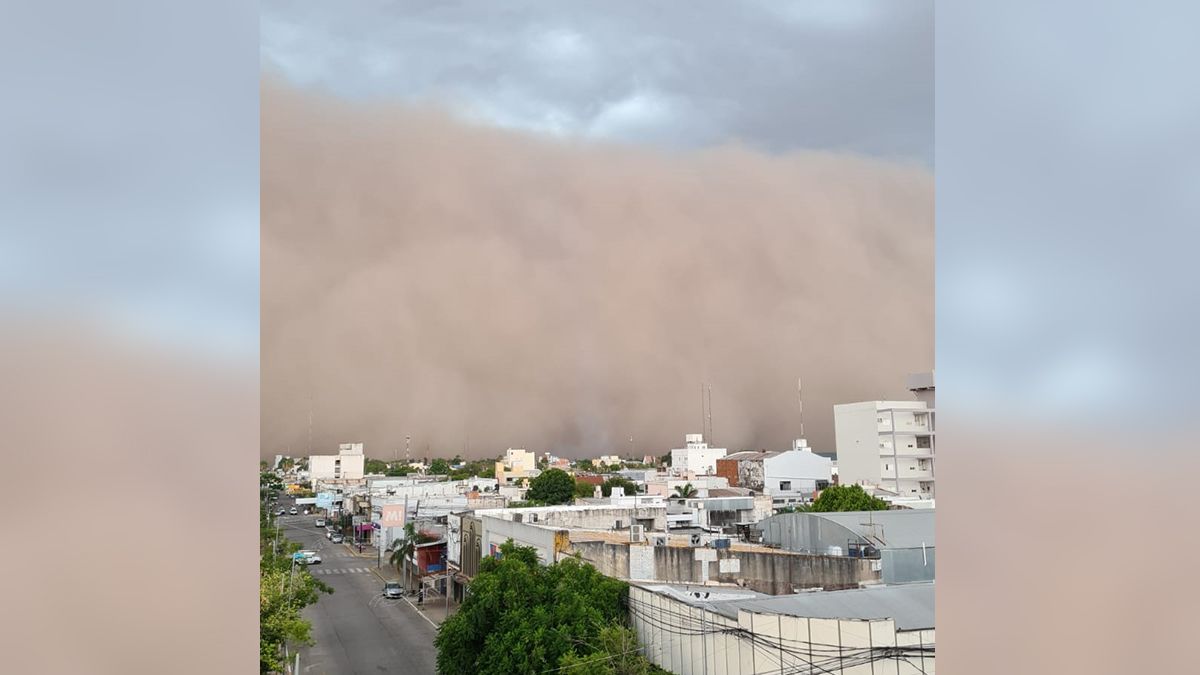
[673,483,697,499]
[260,507,332,673]
[364,458,389,474]
[810,484,889,512]
[435,541,646,675]
[388,522,434,590]
[574,480,599,498]
[576,459,595,472]
[556,624,654,675]
[602,476,638,497]
[429,458,451,475]
[526,468,575,505]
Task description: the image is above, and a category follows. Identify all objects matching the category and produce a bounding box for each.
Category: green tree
[556,624,654,675]
[602,476,638,497]
[574,480,599,498]
[259,508,332,673]
[576,459,595,472]
[810,484,889,512]
[526,468,576,504]
[429,458,451,475]
[435,541,640,675]
[388,523,436,590]
[364,458,389,474]
[673,483,697,499]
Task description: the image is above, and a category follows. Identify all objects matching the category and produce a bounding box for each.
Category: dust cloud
[262,79,932,461]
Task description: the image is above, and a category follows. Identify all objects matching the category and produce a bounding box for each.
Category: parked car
[276,508,286,516]
[383,582,403,599]
[315,518,326,527]
[325,527,335,539]
[330,533,344,544]
[294,550,321,565]
[289,507,298,515]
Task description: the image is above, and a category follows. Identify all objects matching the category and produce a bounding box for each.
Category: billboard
[294,497,317,505]
[380,503,406,529]
[316,492,335,509]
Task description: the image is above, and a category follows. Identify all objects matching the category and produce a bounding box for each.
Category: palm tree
[388,523,419,591]
[673,483,697,499]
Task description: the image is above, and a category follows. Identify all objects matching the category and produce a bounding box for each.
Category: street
[274,501,439,674]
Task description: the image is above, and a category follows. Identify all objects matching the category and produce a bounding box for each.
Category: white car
[289,507,298,515]
[315,518,326,527]
[294,550,321,565]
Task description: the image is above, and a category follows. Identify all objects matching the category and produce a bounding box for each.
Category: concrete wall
[480,515,566,564]
[568,541,877,594]
[833,402,883,487]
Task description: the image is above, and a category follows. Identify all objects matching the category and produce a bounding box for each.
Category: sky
[259,1,934,459]
[261,0,932,162]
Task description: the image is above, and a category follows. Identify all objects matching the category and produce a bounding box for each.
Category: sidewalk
[360,548,460,626]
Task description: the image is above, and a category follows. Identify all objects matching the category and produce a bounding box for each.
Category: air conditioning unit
[689,534,703,547]
[630,525,645,543]
[651,535,668,547]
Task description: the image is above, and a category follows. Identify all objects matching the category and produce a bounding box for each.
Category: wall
[714,458,740,487]
[568,541,877,594]
[480,514,564,564]
[629,586,935,675]
[881,547,936,584]
[832,402,882,487]
[762,450,832,498]
[460,515,483,579]
[737,460,766,491]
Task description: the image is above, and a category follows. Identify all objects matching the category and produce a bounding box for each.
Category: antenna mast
[797,377,805,439]
[706,384,713,446]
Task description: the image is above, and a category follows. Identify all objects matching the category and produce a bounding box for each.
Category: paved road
[273,500,438,675]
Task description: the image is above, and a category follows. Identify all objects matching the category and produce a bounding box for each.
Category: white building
[907,371,935,408]
[716,439,833,508]
[495,448,538,485]
[669,434,727,476]
[308,442,366,484]
[630,583,935,675]
[834,400,935,499]
[596,455,622,468]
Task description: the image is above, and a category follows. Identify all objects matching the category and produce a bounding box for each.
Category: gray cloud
[261,0,931,162]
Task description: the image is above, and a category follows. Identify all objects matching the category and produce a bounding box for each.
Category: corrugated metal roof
[760,510,934,550]
[710,583,935,630]
[722,450,780,461]
[812,510,934,548]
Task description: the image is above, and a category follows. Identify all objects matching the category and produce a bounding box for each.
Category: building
[494,448,538,485]
[308,442,366,484]
[760,509,936,584]
[596,455,622,468]
[715,439,833,508]
[670,434,728,476]
[834,401,935,499]
[907,370,935,407]
[629,582,934,674]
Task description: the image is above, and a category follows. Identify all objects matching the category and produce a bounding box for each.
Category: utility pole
[406,435,411,465]
[797,377,805,439]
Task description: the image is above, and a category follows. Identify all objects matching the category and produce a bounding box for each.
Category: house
[715,439,833,508]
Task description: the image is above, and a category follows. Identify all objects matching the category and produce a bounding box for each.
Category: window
[779,481,792,491]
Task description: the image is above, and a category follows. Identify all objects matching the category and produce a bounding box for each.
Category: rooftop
[638,582,935,631]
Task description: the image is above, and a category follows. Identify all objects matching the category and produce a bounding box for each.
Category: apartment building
[308,442,366,484]
[669,433,728,476]
[834,401,935,498]
[494,447,538,485]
